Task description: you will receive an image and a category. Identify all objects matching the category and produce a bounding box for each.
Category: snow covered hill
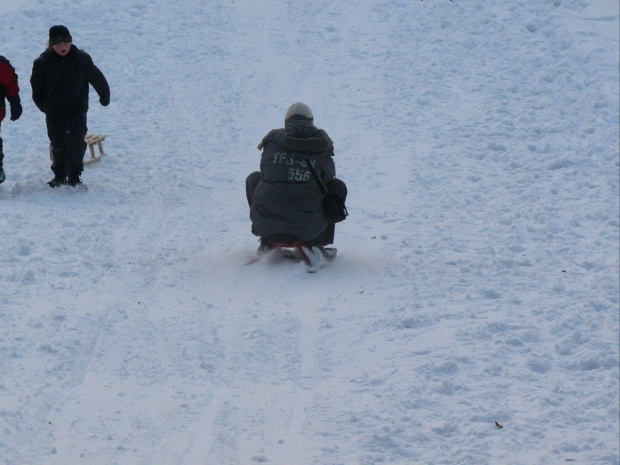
[0,0,618,464]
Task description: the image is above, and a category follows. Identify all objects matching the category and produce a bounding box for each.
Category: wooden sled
[83,134,107,165]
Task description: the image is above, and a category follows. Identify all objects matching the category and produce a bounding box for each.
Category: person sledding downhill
[30,25,110,188]
[246,102,348,271]
[0,54,23,184]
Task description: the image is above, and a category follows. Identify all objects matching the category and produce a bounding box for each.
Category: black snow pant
[46,110,88,177]
[245,172,347,247]
[0,123,4,183]
[245,171,261,208]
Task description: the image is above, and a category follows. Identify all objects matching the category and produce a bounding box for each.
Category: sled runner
[258,235,337,273]
[83,134,107,165]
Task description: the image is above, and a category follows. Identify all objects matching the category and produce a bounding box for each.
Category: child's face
[52,42,71,57]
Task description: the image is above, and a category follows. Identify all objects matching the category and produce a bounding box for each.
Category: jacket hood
[258,120,333,154]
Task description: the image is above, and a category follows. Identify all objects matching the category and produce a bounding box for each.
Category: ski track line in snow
[174,249,385,464]
[200,267,323,465]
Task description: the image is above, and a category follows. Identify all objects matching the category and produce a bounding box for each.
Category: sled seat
[265,234,305,246]
[264,235,314,264]
[83,134,107,165]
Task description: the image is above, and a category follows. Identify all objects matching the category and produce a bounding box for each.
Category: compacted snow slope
[0,0,618,464]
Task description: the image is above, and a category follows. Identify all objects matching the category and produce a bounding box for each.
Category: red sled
[259,235,337,272]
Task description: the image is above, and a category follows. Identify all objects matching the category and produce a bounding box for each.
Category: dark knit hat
[49,25,72,45]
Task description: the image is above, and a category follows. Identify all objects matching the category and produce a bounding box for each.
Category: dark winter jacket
[0,56,20,123]
[30,45,110,114]
[250,119,337,242]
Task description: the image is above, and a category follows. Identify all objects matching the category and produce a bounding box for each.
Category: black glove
[8,95,22,121]
[100,96,110,107]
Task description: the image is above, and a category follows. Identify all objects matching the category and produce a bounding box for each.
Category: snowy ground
[0,0,618,464]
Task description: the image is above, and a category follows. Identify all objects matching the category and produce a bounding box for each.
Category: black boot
[67,173,83,187]
[49,161,68,187]
[257,237,273,255]
[0,152,5,184]
[48,174,68,188]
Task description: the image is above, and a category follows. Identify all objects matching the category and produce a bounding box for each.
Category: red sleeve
[0,62,20,98]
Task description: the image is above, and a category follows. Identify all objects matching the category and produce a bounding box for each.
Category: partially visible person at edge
[246,102,347,252]
[30,25,110,188]
[0,54,23,184]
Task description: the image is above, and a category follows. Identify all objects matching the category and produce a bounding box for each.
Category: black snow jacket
[250,118,337,242]
[30,45,110,114]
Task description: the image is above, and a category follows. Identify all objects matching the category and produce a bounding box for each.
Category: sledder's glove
[99,96,110,107]
[8,95,22,121]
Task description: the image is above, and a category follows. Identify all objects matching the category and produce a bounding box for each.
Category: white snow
[0,0,28,16]
[0,0,618,464]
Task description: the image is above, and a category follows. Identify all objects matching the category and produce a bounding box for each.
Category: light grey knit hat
[285,102,313,122]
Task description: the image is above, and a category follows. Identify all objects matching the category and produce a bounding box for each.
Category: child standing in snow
[30,25,110,188]
[0,54,23,184]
